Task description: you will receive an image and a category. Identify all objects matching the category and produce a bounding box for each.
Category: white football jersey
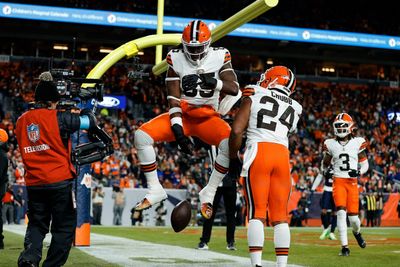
[324,137,367,178]
[166,47,231,111]
[245,85,302,148]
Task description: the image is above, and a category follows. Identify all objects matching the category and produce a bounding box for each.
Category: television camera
[48,69,114,166]
[50,68,104,108]
[127,57,149,80]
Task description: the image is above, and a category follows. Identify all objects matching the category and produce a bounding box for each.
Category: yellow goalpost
[85,0,279,81]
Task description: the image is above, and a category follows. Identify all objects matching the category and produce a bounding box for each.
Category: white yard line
[5,225,303,267]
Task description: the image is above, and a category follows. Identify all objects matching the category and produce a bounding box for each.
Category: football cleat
[198,186,216,219]
[197,242,209,250]
[200,202,213,219]
[135,188,167,211]
[353,231,366,248]
[329,232,337,240]
[339,247,350,256]
[319,228,330,240]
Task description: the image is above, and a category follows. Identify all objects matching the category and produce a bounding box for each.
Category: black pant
[366,210,375,227]
[200,186,236,244]
[92,203,103,225]
[18,183,76,267]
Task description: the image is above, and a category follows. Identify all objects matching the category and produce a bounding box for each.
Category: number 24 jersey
[246,85,302,148]
[324,137,367,178]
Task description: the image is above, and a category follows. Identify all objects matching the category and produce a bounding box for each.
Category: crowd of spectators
[7,0,399,36]
[1,59,399,226]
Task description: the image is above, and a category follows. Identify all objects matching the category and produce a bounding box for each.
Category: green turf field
[2,227,399,266]
[0,231,117,267]
[92,226,400,267]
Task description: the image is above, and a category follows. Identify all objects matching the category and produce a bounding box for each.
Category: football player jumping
[134,20,239,213]
[229,66,302,267]
[322,113,368,256]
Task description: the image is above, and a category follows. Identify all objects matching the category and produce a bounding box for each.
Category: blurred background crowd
[1,59,399,226]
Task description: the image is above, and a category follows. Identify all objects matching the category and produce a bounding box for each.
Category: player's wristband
[170,116,183,126]
[169,107,182,115]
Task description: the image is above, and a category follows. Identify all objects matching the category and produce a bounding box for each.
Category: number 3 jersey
[166,47,231,111]
[324,137,367,178]
[245,85,302,148]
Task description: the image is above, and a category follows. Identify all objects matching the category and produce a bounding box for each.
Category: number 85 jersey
[246,85,302,148]
[166,47,231,111]
[324,137,367,178]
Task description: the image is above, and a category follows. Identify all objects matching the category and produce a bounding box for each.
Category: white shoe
[135,187,167,211]
[199,186,215,204]
[319,228,330,240]
[329,233,337,240]
[197,242,209,250]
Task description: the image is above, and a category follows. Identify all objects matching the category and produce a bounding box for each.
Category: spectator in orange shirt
[119,176,131,189]
[91,161,102,180]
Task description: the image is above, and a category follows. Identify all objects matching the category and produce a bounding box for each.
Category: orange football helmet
[182,20,211,64]
[333,113,355,138]
[257,66,296,95]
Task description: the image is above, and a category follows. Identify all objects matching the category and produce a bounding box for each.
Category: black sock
[331,214,337,233]
[321,213,329,229]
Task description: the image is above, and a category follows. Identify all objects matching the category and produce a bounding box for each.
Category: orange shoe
[135,198,152,211]
[135,189,167,211]
[201,202,213,219]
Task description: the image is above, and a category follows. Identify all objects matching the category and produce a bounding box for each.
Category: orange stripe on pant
[245,142,291,222]
[332,177,359,214]
[139,106,230,146]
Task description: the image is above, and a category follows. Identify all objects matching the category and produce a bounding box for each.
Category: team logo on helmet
[333,113,354,138]
[182,20,211,65]
[257,66,296,95]
[27,123,40,143]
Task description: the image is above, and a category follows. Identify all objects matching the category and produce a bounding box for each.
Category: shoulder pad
[223,50,232,64]
[241,87,255,97]
[166,48,183,67]
[357,137,368,151]
[323,139,334,151]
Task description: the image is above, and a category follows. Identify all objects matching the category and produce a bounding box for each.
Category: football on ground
[171,200,192,232]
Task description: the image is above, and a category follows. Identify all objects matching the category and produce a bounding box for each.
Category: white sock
[274,223,290,267]
[201,139,229,203]
[134,130,162,191]
[248,219,264,266]
[348,215,361,234]
[145,170,162,190]
[337,210,348,247]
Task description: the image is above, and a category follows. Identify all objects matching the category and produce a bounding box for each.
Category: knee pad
[348,215,359,226]
[216,138,229,168]
[134,129,154,149]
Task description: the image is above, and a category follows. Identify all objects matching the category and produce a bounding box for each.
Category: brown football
[171,200,191,232]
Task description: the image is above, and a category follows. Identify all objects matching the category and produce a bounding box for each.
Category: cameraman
[15,72,98,267]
